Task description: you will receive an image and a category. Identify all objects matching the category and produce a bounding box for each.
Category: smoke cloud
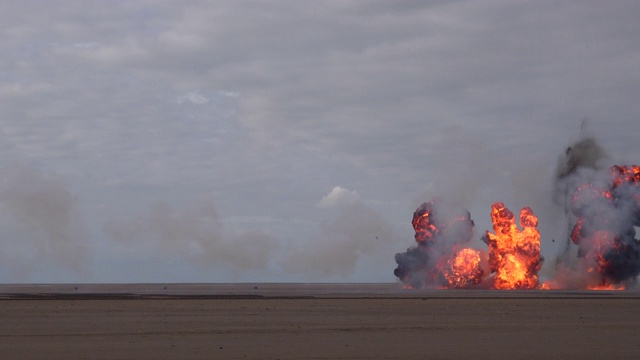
[394,199,487,289]
[546,123,640,287]
[280,201,393,279]
[105,194,395,281]
[557,164,640,286]
[554,135,609,207]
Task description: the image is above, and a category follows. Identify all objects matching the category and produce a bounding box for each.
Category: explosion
[394,157,640,290]
[568,164,640,287]
[482,203,542,289]
[441,247,484,288]
[394,199,484,289]
[394,200,542,290]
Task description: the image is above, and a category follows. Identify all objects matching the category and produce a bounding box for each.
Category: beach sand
[0,284,638,359]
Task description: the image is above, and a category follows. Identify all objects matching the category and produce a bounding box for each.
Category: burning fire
[394,164,640,290]
[411,199,474,245]
[585,283,626,291]
[441,247,484,288]
[483,203,542,289]
[610,164,640,189]
[394,199,483,289]
[569,165,640,287]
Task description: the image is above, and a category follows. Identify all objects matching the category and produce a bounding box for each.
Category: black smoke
[394,199,475,289]
[568,165,640,284]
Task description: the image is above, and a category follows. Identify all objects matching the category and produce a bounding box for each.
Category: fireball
[484,203,543,290]
[441,247,484,288]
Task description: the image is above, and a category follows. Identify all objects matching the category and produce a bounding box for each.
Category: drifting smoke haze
[421,128,496,209]
[104,201,279,274]
[103,188,393,281]
[0,166,88,279]
[281,201,394,279]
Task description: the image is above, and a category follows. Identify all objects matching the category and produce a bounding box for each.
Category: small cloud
[80,37,148,64]
[316,186,360,209]
[219,90,239,98]
[73,42,101,49]
[177,91,210,105]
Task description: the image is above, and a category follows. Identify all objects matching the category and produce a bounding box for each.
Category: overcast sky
[1,1,639,283]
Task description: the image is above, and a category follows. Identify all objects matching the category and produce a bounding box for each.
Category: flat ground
[0,284,638,359]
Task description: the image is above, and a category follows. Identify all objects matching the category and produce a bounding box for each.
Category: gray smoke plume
[0,165,88,278]
[554,121,608,203]
[550,123,640,288]
[565,165,640,285]
[555,138,608,180]
[107,195,395,281]
[552,123,610,267]
[554,137,608,206]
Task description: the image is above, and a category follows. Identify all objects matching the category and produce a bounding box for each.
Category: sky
[1,1,639,283]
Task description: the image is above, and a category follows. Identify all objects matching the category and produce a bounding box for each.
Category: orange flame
[591,230,617,271]
[538,281,554,290]
[586,283,626,291]
[484,203,542,289]
[398,163,640,291]
[411,208,439,244]
[610,164,640,189]
[568,165,640,287]
[442,247,484,288]
[610,165,640,213]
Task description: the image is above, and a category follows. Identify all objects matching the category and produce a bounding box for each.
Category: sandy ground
[0,284,639,359]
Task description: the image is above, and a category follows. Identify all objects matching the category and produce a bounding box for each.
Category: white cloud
[73,42,101,49]
[219,90,239,98]
[316,186,360,209]
[80,37,148,64]
[177,91,210,105]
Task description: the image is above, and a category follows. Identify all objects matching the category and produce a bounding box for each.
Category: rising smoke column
[550,129,640,288]
[569,165,640,286]
[553,128,608,264]
[394,199,483,289]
